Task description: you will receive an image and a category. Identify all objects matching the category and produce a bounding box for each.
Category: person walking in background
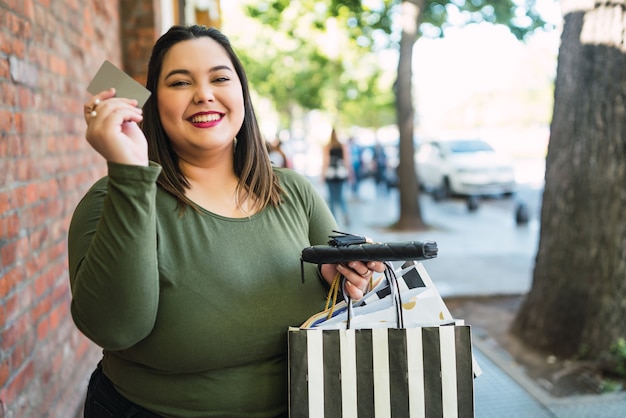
[373,141,389,195]
[322,127,351,226]
[347,135,362,198]
[267,136,290,168]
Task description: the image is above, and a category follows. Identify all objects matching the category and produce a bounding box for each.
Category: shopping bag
[288,325,476,417]
[291,233,478,417]
[301,262,455,330]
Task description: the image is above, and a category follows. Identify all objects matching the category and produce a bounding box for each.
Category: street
[324,172,544,298]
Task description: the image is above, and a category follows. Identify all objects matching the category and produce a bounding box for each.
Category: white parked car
[415,138,516,199]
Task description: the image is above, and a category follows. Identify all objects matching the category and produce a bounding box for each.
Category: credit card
[87,60,151,108]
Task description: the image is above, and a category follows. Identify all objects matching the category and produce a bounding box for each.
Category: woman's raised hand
[84,88,149,166]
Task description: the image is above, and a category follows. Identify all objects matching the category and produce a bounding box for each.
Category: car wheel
[433,177,451,201]
[467,195,480,211]
[433,185,446,201]
[515,202,530,225]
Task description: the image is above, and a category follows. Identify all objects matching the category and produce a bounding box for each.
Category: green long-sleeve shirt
[68,162,337,417]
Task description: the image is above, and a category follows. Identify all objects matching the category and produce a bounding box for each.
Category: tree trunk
[394,0,427,230]
[511,0,626,359]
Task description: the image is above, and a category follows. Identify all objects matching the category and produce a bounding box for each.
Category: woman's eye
[213,76,230,83]
[171,80,190,87]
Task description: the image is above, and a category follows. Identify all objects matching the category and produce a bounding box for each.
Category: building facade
[0,1,219,416]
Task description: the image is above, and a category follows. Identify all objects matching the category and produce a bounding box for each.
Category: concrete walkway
[319,177,626,418]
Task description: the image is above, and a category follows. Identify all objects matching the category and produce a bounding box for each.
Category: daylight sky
[220,1,562,150]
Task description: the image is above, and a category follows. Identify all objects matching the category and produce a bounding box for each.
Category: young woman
[321,127,352,226]
[70,25,384,417]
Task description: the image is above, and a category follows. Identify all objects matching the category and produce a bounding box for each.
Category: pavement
[314,177,626,418]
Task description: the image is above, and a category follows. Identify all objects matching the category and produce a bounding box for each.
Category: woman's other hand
[320,261,386,300]
[84,88,148,166]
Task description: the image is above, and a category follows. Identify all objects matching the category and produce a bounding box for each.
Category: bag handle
[305,231,435,328]
[349,261,404,329]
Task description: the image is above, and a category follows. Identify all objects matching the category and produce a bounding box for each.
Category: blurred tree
[245,0,551,229]
[511,1,626,360]
[238,2,396,135]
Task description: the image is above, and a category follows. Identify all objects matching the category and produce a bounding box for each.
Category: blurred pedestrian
[322,127,351,226]
[267,136,290,168]
[373,141,388,194]
[347,136,362,198]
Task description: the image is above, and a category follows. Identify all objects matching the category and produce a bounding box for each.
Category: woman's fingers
[84,88,115,122]
[83,88,148,165]
[84,88,140,124]
[321,261,387,300]
[337,261,384,300]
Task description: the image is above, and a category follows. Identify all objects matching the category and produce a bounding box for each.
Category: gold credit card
[87,60,151,108]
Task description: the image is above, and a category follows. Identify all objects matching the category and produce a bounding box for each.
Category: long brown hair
[141,25,283,213]
[327,127,342,148]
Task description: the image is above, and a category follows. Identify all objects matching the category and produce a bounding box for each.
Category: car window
[448,140,494,153]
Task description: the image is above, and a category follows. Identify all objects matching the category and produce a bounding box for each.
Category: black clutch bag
[300,231,438,281]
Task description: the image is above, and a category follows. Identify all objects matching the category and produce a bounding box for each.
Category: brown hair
[141,25,283,213]
[328,128,343,148]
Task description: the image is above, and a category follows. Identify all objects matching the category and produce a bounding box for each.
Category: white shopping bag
[302,261,454,330]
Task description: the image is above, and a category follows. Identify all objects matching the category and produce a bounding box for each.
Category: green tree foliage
[244,0,553,228]
[240,1,397,131]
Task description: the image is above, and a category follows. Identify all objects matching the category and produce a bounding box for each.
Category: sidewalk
[324,178,626,418]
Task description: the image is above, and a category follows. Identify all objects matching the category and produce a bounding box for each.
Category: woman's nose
[194,84,215,103]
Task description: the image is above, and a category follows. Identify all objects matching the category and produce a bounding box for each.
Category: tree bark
[394,0,427,230]
[511,0,626,359]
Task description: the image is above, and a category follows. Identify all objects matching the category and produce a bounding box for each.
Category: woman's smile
[188,111,224,126]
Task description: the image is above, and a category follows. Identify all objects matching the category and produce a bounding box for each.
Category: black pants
[84,363,162,417]
[84,363,289,418]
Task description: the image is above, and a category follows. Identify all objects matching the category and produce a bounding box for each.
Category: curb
[472,330,626,409]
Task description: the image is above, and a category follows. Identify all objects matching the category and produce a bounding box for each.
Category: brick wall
[0,1,158,417]
[120,0,162,86]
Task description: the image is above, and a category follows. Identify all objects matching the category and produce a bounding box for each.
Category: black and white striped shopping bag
[288,325,475,418]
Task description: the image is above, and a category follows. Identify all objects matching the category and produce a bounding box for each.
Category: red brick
[0,240,18,269]
[49,54,67,77]
[0,82,17,107]
[0,109,13,133]
[1,303,24,350]
[10,184,25,208]
[10,338,35,376]
[24,183,38,205]
[15,160,31,182]
[3,360,34,401]
[52,280,70,303]
[49,302,64,329]
[23,0,35,20]
[40,178,59,201]
[0,305,5,338]
[12,38,27,59]
[0,267,22,299]
[0,212,20,241]
[37,317,49,341]
[4,133,21,156]
[0,358,9,387]
[33,271,50,299]
[0,33,10,55]
[32,293,52,320]
[75,335,93,358]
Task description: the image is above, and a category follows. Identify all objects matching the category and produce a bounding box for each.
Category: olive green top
[68,162,337,417]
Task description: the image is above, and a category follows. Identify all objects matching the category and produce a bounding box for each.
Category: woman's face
[157,37,245,163]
